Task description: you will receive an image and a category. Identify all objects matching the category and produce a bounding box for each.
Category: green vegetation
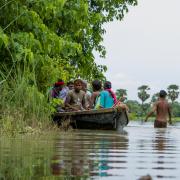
[116,88,127,102]
[137,85,150,116]
[0,134,55,179]
[167,84,179,104]
[0,0,137,134]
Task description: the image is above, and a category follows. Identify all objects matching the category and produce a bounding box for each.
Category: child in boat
[65,79,86,111]
[145,90,172,128]
[90,80,102,109]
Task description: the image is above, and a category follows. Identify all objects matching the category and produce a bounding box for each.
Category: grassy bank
[0,68,55,135]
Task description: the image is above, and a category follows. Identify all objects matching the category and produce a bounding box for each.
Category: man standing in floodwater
[145,90,172,128]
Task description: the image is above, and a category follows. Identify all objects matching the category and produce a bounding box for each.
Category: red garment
[55,81,64,86]
[105,89,117,104]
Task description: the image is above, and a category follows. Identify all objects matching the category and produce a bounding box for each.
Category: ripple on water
[1,121,180,179]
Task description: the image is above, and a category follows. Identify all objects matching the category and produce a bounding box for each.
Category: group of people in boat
[49,78,172,128]
[49,79,128,112]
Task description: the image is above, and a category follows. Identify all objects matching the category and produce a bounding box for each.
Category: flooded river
[1,121,180,179]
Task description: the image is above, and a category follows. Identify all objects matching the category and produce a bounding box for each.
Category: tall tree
[138,85,150,115]
[167,84,179,104]
[151,92,159,104]
[116,89,127,102]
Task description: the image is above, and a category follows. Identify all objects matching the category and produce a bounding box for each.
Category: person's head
[104,81,112,89]
[74,79,83,92]
[92,80,102,92]
[82,80,88,92]
[54,79,64,91]
[67,81,74,90]
[159,90,167,98]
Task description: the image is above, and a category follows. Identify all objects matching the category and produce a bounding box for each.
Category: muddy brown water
[1,121,180,179]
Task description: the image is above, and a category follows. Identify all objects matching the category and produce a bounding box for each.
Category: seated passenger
[90,80,102,109]
[99,81,117,108]
[49,79,68,112]
[67,81,74,91]
[65,79,86,111]
[50,79,68,102]
[82,80,91,109]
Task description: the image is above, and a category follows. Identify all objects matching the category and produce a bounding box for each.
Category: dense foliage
[0,0,137,132]
[167,84,179,104]
[115,88,127,102]
[137,85,150,115]
[0,0,137,88]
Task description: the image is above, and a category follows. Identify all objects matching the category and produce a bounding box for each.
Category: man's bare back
[145,90,172,128]
[155,99,171,122]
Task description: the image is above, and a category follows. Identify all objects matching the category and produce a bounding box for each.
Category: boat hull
[53,108,129,130]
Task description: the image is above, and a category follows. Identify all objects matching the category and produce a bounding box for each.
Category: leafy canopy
[0,0,137,89]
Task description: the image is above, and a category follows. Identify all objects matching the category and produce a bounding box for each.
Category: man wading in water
[145,90,172,128]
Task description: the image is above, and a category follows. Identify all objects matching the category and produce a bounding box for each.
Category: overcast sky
[95,0,180,101]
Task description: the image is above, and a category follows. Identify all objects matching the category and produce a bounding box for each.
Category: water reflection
[51,130,129,178]
[153,129,168,152]
[1,122,180,179]
[0,135,54,179]
[151,129,177,179]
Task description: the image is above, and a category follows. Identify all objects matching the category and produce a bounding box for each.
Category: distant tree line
[116,84,180,118]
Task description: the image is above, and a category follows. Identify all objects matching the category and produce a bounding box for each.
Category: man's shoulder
[67,90,74,96]
[157,99,169,104]
[156,99,170,108]
[79,90,85,96]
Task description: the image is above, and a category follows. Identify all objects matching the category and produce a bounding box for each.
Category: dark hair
[104,81,111,89]
[159,90,167,98]
[74,79,83,85]
[92,80,102,91]
[67,81,74,86]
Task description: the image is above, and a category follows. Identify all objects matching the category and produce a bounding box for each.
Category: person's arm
[145,103,156,122]
[168,104,172,124]
[145,111,154,122]
[90,93,95,108]
[60,88,68,102]
[82,93,86,110]
[65,92,79,111]
[85,93,92,110]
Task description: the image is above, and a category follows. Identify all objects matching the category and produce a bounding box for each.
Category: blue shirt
[100,90,114,108]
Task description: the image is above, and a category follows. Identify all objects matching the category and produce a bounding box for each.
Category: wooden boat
[53,107,129,130]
